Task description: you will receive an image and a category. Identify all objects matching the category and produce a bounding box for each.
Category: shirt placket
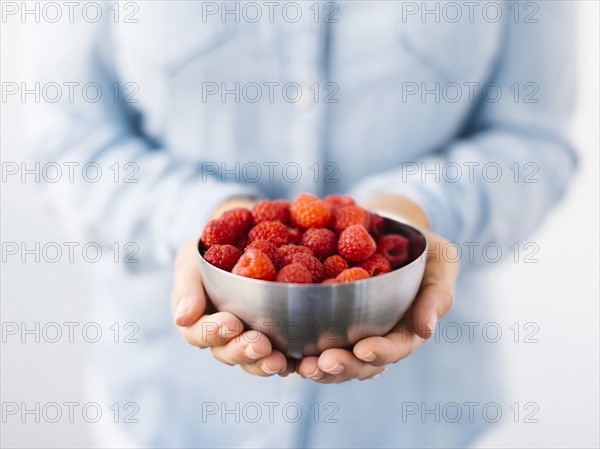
[278,16,327,199]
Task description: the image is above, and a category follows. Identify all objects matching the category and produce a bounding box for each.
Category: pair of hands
[170,195,459,383]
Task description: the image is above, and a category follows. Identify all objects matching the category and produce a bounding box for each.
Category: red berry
[278,244,314,265]
[324,194,356,210]
[321,278,338,284]
[356,253,391,276]
[287,252,324,283]
[335,267,370,283]
[252,200,291,225]
[248,221,289,246]
[201,219,236,248]
[290,194,331,229]
[337,224,376,262]
[232,248,276,281]
[287,227,302,244]
[276,263,312,284]
[246,239,281,269]
[377,234,410,268]
[369,213,385,237]
[204,244,241,272]
[323,255,349,279]
[301,228,337,260]
[332,205,371,234]
[221,207,254,237]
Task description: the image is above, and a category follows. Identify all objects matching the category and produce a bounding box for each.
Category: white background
[1,2,598,447]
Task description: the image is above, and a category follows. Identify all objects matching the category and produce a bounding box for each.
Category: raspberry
[232,248,276,281]
[220,207,254,238]
[248,221,289,246]
[301,228,337,260]
[275,263,312,284]
[337,224,376,262]
[332,206,371,234]
[288,252,324,283]
[321,278,338,284]
[287,227,302,245]
[377,234,410,268]
[201,219,236,248]
[204,244,241,272]
[335,267,370,283]
[290,194,331,229]
[324,194,356,210]
[323,255,349,279]
[246,239,281,269]
[278,244,313,265]
[369,213,385,237]
[356,253,391,276]
[252,199,291,225]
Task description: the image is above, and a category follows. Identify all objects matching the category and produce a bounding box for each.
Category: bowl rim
[198,210,428,288]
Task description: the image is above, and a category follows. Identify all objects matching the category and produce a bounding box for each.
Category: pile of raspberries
[200,194,410,284]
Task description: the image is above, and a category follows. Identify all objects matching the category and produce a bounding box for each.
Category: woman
[27,1,576,446]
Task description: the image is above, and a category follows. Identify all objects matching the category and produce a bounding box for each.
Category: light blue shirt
[25,1,576,447]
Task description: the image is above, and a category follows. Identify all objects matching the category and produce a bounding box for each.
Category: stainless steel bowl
[198,214,428,359]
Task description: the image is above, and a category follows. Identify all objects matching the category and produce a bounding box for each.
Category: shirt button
[296,90,311,109]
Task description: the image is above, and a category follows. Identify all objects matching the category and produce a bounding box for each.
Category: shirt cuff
[348,169,462,242]
[161,180,262,264]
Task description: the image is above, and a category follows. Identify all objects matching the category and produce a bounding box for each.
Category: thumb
[411,234,459,339]
[170,239,207,327]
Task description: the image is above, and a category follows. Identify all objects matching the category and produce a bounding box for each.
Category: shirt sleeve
[22,14,260,269]
[350,2,577,264]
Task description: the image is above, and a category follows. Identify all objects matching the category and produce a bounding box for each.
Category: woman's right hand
[170,194,295,377]
[170,239,293,376]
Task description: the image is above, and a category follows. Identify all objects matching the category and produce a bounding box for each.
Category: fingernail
[261,363,279,375]
[325,363,344,375]
[371,367,388,380]
[356,351,376,362]
[173,299,190,325]
[244,345,263,360]
[427,314,438,336]
[307,368,323,380]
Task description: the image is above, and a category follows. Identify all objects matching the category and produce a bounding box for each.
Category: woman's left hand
[296,194,459,383]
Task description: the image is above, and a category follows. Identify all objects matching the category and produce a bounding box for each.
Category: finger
[180,311,245,349]
[353,319,424,366]
[315,348,383,383]
[240,351,288,377]
[210,330,273,366]
[297,357,325,380]
[411,236,459,339]
[171,239,206,327]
